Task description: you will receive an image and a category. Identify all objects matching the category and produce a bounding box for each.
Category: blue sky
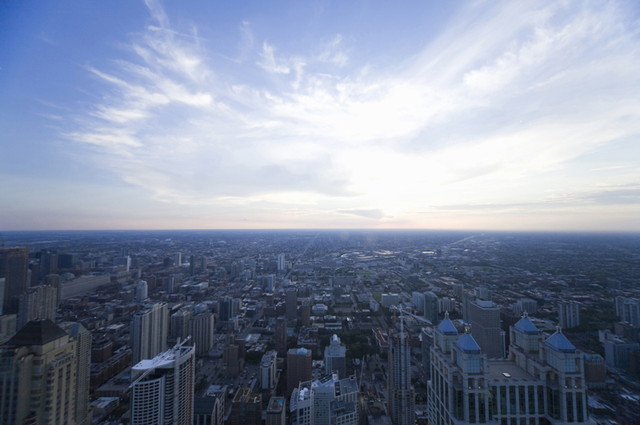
[1,0,639,231]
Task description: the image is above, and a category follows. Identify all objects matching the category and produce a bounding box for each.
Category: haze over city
[2,0,639,231]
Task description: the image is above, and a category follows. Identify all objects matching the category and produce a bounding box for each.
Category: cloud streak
[63,0,640,229]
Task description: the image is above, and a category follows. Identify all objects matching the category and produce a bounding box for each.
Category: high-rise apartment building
[18,284,57,328]
[615,296,640,327]
[0,248,29,314]
[0,319,78,425]
[275,317,288,355]
[135,280,148,303]
[324,334,347,378]
[287,347,312,396]
[290,375,359,425]
[131,302,168,364]
[558,301,581,329]
[61,322,92,425]
[388,317,415,425]
[170,308,192,341]
[286,288,298,322]
[424,291,439,324]
[468,299,505,358]
[261,350,278,392]
[428,314,591,424]
[190,310,215,356]
[130,342,195,425]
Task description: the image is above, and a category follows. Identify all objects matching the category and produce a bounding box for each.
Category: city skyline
[2,0,640,231]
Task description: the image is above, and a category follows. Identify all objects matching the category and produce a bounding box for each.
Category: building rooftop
[488,360,537,381]
[456,333,481,353]
[6,319,67,346]
[437,316,458,335]
[545,330,577,353]
[514,315,540,335]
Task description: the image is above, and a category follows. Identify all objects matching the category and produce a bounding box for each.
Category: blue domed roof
[456,333,481,354]
[514,316,540,335]
[545,331,576,353]
[437,317,458,335]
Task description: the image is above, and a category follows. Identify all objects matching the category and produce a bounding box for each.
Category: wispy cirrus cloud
[63,0,640,229]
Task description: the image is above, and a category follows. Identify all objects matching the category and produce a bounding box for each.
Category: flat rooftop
[488,360,538,382]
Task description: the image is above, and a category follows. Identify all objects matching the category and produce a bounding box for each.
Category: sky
[1,0,639,232]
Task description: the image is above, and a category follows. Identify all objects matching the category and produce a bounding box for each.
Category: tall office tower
[44,273,62,305]
[387,317,415,425]
[131,302,168,364]
[170,308,192,341]
[18,284,57,328]
[412,291,425,314]
[420,328,433,379]
[38,249,58,279]
[424,291,439,324]
[299,298,311,326]
[558,301,581,329]
[218,296,232,321]
[469,299,505,358]
[277,253,286,273]
[260,350,278,392]
[324,334,347,378]
[60,322,92,425]
[428,314,591,424]
[0,248,29,315]
[287,347,312,396]
[439,297,456,314]
[174,252,182,266]
[290,375,359,425]
[275,317,288,355]
[135,280,148,303]
[130,342,195,425]
[190,311,215,356]
[0,320,78,425]
[286,288,298,322]
[614,296,640,327]
[461,291,474,322]
[513,297,538,316]
[229,388,262,425]
[266,396,286,425]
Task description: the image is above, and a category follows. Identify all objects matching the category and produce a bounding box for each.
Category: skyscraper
[135,280,148,303]
[0,319,78,425]
[290,375,359,425]
[18,284,57,328]
[190,310,215,356]
[260,350,278,392]
[558,301,581,329]
[388,316,415,425]
[131,302,169,364]
[0,248,29,315]
[424,291,438,324]
[468,299,505,358]
[275,317,288,355]
[324,334,347,378]
[286,288,298,322]
[428,314,591,424]
[61,322,92,425]
[287,347,312,396]
[130,342,195,425]
[615,296,640,327]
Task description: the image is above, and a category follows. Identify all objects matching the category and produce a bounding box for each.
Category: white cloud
[65,0,640,230]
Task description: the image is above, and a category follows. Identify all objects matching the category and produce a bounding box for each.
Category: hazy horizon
[2,0,639,232]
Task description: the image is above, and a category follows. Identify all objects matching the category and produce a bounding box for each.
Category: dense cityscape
[1,229,639,424]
